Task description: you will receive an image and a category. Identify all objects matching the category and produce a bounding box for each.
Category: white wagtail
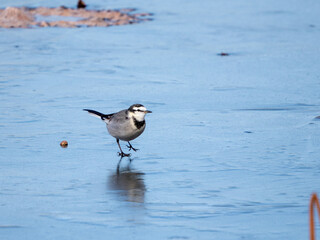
[84,104,152,157]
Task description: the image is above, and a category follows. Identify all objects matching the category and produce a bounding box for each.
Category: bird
[83,104,152,157]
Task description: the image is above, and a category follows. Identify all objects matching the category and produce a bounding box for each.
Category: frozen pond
[1,0,320,239]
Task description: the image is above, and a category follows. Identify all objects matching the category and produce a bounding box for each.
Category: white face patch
[133,106,147,112]
[130,106,147,122]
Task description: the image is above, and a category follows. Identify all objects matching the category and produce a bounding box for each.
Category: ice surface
[1,0,320,239]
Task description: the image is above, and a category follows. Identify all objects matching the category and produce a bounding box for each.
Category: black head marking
[128,104,144,112]
[133,117,145,129]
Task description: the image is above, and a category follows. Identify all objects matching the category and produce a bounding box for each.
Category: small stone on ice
[60,140,68,148]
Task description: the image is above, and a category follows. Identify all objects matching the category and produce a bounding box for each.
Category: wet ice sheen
[1,0,320,239]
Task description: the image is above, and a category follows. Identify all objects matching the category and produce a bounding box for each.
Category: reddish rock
[0,6,152,28]
[0,7,34,28]
[60,140,68,148]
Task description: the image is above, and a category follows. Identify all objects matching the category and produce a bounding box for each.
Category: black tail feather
[83,109,104,117]
[83,109,113,120]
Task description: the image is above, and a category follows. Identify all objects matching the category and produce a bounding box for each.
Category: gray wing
[90,109,127,124]
[107,109,146,141]
[107,110,137,140]
[109,110,129,124]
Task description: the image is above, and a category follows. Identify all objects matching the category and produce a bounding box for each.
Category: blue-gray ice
[1,0,320,239]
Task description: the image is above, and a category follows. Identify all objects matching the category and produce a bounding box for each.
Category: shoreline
[0,6,152,28]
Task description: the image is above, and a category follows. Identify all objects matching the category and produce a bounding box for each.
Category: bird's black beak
[145,110,152,113]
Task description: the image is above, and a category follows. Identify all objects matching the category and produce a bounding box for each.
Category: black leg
[126,141,139,152]
[116,139,131,157]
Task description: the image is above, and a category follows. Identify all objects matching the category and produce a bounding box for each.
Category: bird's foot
[118,151,131,158]
[126,143,139,152]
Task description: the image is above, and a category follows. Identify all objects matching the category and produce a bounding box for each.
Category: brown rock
[0,7,34,28]
[37,21,49,27]
[77,0,87,9]
[60,140,68,148]
[0,6,152,28]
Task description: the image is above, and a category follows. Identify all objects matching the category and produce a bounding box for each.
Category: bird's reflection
[107,160,146,203]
